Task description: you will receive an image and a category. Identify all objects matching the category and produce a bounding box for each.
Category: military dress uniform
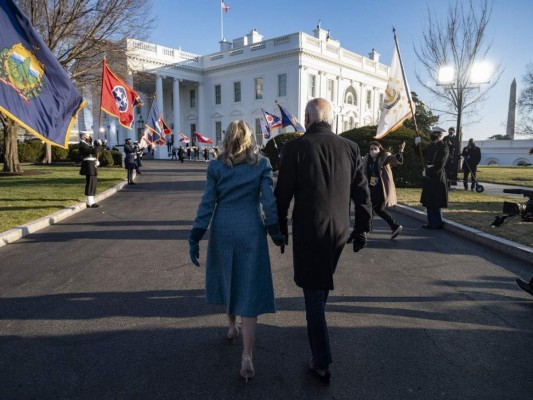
[79,138,100,208]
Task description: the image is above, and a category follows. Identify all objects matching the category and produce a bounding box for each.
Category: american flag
[221,1,230,12]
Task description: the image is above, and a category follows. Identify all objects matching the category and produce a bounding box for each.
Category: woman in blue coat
[188,120,285,382]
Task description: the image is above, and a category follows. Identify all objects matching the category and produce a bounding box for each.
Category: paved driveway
[0,160,531,400]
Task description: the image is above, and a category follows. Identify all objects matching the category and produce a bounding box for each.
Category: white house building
[92,25,389,159]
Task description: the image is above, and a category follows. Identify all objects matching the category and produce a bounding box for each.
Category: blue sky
[148,0,533,140]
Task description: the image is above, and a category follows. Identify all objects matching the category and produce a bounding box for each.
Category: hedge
[262,126,431,188]
[18,141,44,162]
[99,150,115,167]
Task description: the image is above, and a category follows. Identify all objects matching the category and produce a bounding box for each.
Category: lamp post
[437,61,492,184]
[136,115,144,140]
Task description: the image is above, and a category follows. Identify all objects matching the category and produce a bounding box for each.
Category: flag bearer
[79,133,101,208]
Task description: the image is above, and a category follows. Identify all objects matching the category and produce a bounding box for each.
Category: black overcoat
[124,144,136,170]
[79,141,97,176]
[420,140,449,208]
[275,122,372,290]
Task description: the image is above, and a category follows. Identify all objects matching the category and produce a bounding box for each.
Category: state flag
[195,132,213,144]
[0,0,86,148]
[277,102,305,132]
[178,131,190,143]
[100,58,142,130]
[145,99,171,146]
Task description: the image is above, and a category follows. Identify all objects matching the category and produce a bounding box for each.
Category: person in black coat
[275,98,372,385]
[124,138,136,185]
[78,133,101,208]
[461,138,481,190]
[415,127,450,229]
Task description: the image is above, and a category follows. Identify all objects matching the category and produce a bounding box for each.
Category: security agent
[78,133,101,208]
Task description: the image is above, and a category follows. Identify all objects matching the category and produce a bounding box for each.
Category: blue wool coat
[192,156,278,317]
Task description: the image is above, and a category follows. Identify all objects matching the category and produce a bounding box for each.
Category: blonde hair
[219,120,259,167]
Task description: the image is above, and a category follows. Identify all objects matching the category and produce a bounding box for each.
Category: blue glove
[188,227,207,267]
[266,223,286,247]
[347,230,367,252]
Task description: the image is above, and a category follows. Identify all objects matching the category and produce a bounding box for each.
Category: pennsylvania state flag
[0,0,86,149]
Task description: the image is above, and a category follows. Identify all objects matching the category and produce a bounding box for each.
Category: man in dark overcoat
[79,133,100,208]
[275,98,372,385]
[461,138,481,190]
[415,126,449,229]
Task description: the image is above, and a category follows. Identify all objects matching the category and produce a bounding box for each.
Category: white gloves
[414,136,421,145]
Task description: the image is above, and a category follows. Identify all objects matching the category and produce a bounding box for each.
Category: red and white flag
[221,1,230,12]
[178,132,190,143]
[100,59,142,129]
[195,132,213,144]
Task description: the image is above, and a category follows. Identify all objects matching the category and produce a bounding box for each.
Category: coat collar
[305,121,334,134]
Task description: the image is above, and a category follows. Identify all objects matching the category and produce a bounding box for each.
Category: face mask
[370,149,379,158]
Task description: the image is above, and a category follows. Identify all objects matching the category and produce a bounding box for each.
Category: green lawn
[477,166,533,187]
[397,188,533,247]
[1,164,532,248]
[0,164,125,232]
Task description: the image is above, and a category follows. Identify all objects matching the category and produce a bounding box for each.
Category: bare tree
[2,0,154,172]
[414,0,502,179]
[518,63,533,135]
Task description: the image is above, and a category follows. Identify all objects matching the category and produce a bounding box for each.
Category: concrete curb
[392,204,533,264]
[0,181,128,248]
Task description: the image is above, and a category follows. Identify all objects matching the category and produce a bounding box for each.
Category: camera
[491,189,533,227]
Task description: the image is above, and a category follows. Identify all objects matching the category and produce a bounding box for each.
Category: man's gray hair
[305,98,334,126]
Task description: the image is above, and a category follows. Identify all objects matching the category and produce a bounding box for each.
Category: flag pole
[98,57,106,141]
[392,27,424,164]
[220,2,224,41]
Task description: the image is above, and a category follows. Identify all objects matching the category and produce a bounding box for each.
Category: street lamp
[437,61,492,184]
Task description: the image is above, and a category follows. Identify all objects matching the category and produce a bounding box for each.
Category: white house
[94,25,390,159]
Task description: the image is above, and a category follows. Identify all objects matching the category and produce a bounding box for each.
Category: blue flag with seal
[0,0,86,149]
[276,102,305,132]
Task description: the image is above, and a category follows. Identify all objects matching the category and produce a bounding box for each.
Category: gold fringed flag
[375,32,415,140]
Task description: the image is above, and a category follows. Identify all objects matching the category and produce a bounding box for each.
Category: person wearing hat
[79,133,101,208]
[443,127,457,186]
[124,138,136,184]
[415,126,450,229]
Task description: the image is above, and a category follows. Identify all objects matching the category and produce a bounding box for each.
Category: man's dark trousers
[304,288,332,370]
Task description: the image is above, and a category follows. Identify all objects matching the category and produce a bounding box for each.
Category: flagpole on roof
[220,1,224,41]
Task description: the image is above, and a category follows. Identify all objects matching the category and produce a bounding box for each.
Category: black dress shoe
[516,278,533,296]
[128,182,136,185]
[91,203,101,208]
[309,362,331,386]
[422,224,443,230]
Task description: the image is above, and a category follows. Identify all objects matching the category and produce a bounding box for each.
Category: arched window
[344,87,357,106]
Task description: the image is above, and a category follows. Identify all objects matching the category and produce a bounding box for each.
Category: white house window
[366,90,372,109]
[344,87,357,106]
[308,74,316,98]
[379,93,384,109]
[190,89,196,108]
[255,117,262,145]
[215,84,221,105]
[234,81,241,103]
[255,78,263,100]
[327,79,334,102]
[278,73,287,97]
[215,121,222,144]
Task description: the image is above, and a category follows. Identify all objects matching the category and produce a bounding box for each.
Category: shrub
[68,144,81,162]
[262,132,302,171]
[341,125,430,188]
[51,145,69,161]
[111,150,123,167]
[18,140,43,162]
[99,150,114,167]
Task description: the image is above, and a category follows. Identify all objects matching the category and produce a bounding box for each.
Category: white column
[155,75,164,159]
[173,78,181,137]
[196,82,203,136]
